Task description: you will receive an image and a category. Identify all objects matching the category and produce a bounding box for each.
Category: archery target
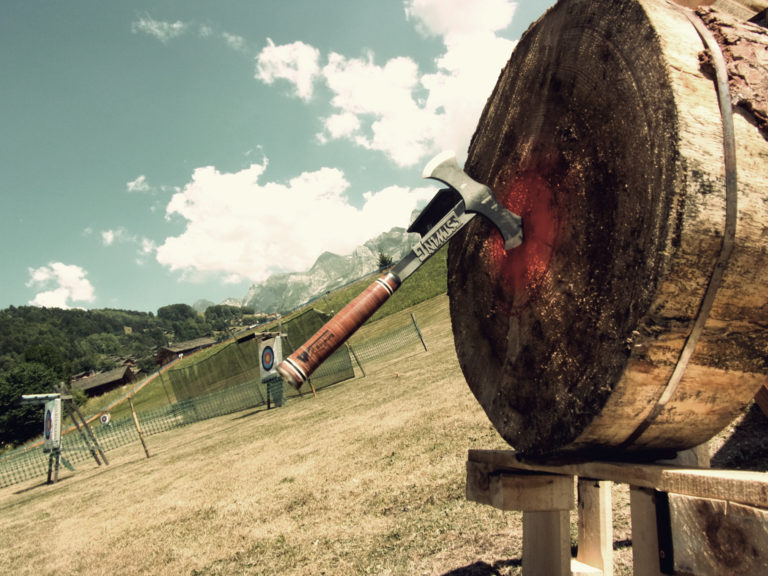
[43,398,61,453]
[259,337,282,379]
[261,346,275,371]
[45,409,52,439]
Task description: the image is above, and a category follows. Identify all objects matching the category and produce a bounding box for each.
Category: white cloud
[255,38,321,101]
[100,228,156,264]
[256,0,519,167]
[322,112,361,140]
[140,238,156,254]
[318,53,438,166]
[131,15,189,43]
[155,158,434,283]
[404,0,517,39]
[127,174,151,192]
[131,16,248,55]
[27,263,95,309]
[222,32,247,53]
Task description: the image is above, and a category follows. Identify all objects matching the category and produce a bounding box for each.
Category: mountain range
[198,226,421,315]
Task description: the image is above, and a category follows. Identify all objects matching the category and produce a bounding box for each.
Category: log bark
[448,0,768,457]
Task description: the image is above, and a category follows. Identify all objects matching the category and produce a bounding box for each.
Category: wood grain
[448,0,768,456]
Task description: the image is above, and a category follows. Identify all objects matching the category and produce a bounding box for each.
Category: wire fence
[0,311,428,489]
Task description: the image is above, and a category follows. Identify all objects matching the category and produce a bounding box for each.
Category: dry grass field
[0,293,706,576]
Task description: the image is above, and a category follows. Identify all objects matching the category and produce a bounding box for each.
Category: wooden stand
[466,450,768,575]
[46,447,61,485]
[57,383,109,466]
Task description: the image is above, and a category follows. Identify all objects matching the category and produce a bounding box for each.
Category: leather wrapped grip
[277,273,401,389]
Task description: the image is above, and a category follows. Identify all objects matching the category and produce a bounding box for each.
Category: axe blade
[422,151,522,250]
[407,187,462,238]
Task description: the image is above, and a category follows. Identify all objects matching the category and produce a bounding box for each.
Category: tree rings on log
[448,0,768,457]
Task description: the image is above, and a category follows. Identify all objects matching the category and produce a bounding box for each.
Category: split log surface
[448,0,768,456]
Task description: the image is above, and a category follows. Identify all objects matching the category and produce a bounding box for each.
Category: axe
[277,151,523,389]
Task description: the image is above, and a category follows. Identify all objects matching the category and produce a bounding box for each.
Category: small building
[70,366,135,397]
[155,337,217,366]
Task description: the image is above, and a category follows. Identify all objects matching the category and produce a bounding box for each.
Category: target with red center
[261,346,275,372]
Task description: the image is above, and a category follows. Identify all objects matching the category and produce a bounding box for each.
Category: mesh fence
[281,308,355,388]
[161,337,263,402]
[0,311,428,489]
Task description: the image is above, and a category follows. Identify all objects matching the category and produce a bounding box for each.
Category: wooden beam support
[467,462,574,511]
[466,463,575,576]
[467,450,768,575]
[630,487,663,576]
[489,472,574,512]
[577,479,614,576]
[468,450,768,509]
[523,510,571,576]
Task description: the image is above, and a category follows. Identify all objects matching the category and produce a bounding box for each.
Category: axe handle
[277,272,401,389]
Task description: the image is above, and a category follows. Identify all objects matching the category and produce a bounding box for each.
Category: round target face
[45,409,52,439]
[100,413,111,425]
[261,346,275,371]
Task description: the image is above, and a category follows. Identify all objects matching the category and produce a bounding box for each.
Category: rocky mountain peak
[241,226,419,314]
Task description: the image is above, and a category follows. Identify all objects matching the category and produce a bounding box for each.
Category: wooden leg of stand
[46,452,54,485]
[522,509,571,576]
[630,487,662,576]
[53,450,61,482]
[576,479,613,576]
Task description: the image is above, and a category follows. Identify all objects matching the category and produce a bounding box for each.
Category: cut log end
[449,0,768,457]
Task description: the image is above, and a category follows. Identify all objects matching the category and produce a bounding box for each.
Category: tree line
[0,303,255,449]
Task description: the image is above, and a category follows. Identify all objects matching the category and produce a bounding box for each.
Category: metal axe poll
[277,151,523,389]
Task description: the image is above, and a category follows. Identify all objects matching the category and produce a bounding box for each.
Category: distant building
[155,337,217,366]
[70,366,135,397]
[233,327,282,344]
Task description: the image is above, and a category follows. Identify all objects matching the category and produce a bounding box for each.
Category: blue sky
[1,0,555,313]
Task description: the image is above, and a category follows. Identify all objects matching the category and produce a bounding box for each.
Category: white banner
[259,336,282,380]
[43,398,62,453]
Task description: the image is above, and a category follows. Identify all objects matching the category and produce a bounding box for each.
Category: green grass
[71,249,447,433]
[0,296,631,576]
[272,245,447,327]
[0,296,636,576]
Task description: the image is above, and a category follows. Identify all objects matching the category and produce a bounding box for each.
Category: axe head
[421,151,522,250]
[407,187,462,237]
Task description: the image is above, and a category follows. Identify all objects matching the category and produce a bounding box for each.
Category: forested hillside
[0,303,255,448]
[0,246,448,449]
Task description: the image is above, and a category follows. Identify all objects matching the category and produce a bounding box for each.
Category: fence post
[346,342,366,378]
[129,397,151,459]
[411,313,428,351]
[159,371,174,406]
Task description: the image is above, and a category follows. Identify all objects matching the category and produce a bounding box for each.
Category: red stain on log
[489,171,560,309]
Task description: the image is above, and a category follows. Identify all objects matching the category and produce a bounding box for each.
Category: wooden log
[672,1,768,14]
[448,0,768,456]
